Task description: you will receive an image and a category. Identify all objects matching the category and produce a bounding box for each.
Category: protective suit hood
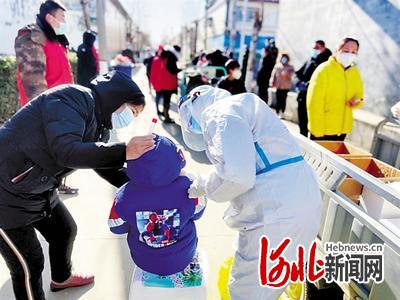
[178,85,231,151]
[89,71,145,129]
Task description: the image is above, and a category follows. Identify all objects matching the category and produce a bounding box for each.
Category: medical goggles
[178,92,203,134]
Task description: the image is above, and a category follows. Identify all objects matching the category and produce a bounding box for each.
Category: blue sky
[121,0,204,46]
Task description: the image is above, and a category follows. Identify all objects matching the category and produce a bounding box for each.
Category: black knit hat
[39,0,67,17]
[225,59,240,71]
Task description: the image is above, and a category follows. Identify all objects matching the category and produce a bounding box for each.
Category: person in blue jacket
[108,135,206,276]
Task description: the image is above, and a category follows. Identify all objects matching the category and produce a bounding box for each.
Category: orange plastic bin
[316,141,372,159]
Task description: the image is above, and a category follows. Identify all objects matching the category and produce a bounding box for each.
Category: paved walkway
[0,65,236,300]
[0,65,304,299]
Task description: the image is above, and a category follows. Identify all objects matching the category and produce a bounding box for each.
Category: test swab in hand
[148,118,158,135]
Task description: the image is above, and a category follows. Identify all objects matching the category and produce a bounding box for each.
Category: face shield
[178,85,231,152]
[178,92,206,151]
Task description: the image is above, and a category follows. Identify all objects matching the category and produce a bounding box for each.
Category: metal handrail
[321,185,400,251]
[295,133,400,209]
[296,133,400,298]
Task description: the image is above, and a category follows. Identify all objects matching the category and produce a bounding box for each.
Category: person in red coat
[150,45,164,117]
[15,0,73,107]
[150,45,182,123]
[15,0,77,194]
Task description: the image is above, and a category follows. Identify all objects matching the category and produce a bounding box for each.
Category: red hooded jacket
[15,24,73,106]
[150,56,178,92]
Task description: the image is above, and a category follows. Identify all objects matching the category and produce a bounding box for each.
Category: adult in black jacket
[256,47,276,104]
[206,49,229,77]
[143,50,154,92]
[0,71,155,300]
[77,30,99,87]
[296,40,332,136]
[161,45,182,76]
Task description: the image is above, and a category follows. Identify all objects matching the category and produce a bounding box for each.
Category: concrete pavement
[0,65,236,300]
[0,65,304,300]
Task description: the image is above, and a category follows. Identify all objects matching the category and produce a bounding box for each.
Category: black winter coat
[257,54,276,86]
[160,50,181,75]
[77,31,98,87]
[0,71,144,229]
[296,48,332,85]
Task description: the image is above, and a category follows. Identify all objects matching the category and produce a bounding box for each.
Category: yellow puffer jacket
[306,56,364,137]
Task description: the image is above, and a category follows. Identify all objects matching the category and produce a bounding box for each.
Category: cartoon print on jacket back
[108,134,206,276]
[137,209,180,248]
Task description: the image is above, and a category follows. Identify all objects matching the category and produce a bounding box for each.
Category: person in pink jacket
[270,53,294,117]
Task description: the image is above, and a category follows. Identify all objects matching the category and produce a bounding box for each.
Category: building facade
[0,0,136,60]
[174,0,279,63]
[276,0,400,116]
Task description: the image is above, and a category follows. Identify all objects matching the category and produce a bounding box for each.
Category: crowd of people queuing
[170,36,363,141]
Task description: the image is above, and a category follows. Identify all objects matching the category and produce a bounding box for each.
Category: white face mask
[336,52,357,68]
[232,69,242,80]
[54,21,67,35]
[311,49,321,59]
[53,18,67,35]
[112,106,134,129]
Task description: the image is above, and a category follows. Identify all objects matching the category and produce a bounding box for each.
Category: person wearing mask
[217,59,247,95]
[307,37,364,141]
[178,85,321,300]
[15,0,72,107]
[295,40,332,136]
[77,30,99,87]
[267,39,279,63]
[256,47,276,104]
[15,0,77,194]
[0,71,155,300]
[270,53,294,117]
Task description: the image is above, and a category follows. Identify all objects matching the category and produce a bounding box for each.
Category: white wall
[104,0,128,56]
[0,0,131,58]
[276,0,400,116]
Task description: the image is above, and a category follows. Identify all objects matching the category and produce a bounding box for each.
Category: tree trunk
[245,1,264,91]
[81,0,91,30]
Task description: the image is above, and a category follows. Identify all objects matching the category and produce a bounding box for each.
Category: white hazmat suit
[178,86,322,300]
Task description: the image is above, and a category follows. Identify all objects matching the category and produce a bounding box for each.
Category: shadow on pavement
[0,278,95,300]
[161,122,211,165]
[0,279,12,299]
[46,282,95,300]
[59,193,80,202]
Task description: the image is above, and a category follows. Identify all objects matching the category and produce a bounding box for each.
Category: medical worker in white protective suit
[178,85,322,300]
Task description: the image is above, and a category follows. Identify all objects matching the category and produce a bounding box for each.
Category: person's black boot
[164,117,175,124]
